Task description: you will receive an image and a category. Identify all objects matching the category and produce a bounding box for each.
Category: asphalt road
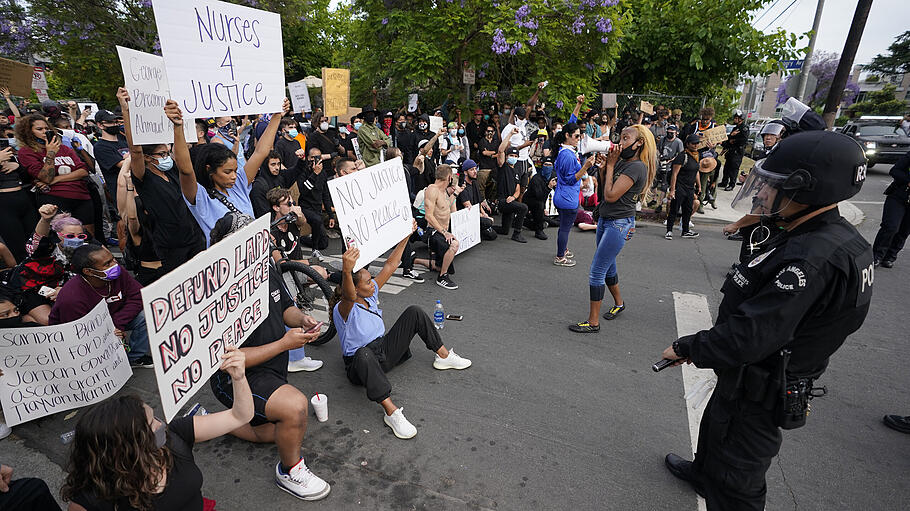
[4,162,909,510]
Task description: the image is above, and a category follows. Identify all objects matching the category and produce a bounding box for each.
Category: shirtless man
[423,164,461,290]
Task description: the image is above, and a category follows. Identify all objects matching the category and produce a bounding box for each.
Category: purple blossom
[381,17,388,24]
[601,36,609,44]
[528,33,538,46]
[491,92,497,98]
[601,0,619,6]
[595,17,612,33]
[584,63,594,70]
[509,41,523,55]
[556,100,564,109]
[492,28,509,54]
[481,91,488,98]
[580,0,596,8]
[478,70,486,78]
[140,0,152,7]
[482,62,490,69]
[571,15,585,34]
[515,4,531,21]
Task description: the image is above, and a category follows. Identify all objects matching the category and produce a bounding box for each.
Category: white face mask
[319,122,329,131]
[516,118,527,128]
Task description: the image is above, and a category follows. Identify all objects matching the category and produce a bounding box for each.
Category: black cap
[361,105,378,114]
[685,134,701,145]
[505,146,520,156]
[514,106,527,119]
[542,155,554,164]
[95,109,121,123]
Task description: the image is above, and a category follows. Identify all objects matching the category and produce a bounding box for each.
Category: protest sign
[328,157,413,271]
[288,79,312,113]
[117,46,197,145]
[450,206,480,255]
[32,67,50,101]
[322,68,350,117]
[640,101,655,115]
[338,106,361,124]
[77,102,99,120]
[429,115,444,133]
[151,0,285,118]
[408,93,418,113]
[698,125,729,149]
[141,215,270,420]
[0,57,33,97]
[0,301,132,427]
[602,93,617,109]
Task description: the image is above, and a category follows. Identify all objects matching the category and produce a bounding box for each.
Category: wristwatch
[672,340,683,358]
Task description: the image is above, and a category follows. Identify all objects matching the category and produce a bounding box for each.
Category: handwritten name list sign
[328,157,413,271]
[0,301,132,426]
[141,215,270,420]
[152,0,285,117]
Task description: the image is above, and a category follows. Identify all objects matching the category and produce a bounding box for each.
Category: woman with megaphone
[552,122,596,267]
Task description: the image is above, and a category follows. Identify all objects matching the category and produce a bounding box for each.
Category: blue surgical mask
[506,156,518,166]
[353,122,362,130]
[153,418,167,448]
[156,156,174,171]
[458,129,464,135]
[62,237,85,250]
[287,129,299,138]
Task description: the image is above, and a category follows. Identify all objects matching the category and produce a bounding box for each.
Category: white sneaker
[383,408,417,439]
[0,421,10,440]
[433,350,472,370]
[288,357,323,372]
[275,458,330,501]
[311,250,325,262]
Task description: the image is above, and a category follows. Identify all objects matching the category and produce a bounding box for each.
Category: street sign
[781,59,804,70]
[463,65,475,85]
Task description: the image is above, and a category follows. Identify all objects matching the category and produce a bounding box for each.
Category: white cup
[310,393,328,422]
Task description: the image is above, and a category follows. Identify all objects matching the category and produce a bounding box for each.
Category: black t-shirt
[672,151,699,192]
[478,138,499,170]
[245,265,294,376]
[274,137,301,170]
[72,417,203,511]
[338,133,355,157]
[496,163,519,201]
[132,167,205,251]
[94,136,129,178]
[597,159,648,220]
[272,224,304,260]
[457,180,482,209]
[306,131,337,158]
[395,129,418,166]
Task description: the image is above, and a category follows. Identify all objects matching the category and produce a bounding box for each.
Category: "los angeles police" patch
[774,265,807,292]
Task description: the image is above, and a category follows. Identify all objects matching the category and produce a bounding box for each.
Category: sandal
[569,321,600,333]
[603,304,625,320]
[553,256,576,267]
[564,249,574,259]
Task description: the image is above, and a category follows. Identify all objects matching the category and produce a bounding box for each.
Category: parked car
[841,117,910,167]
[744,130,765,159]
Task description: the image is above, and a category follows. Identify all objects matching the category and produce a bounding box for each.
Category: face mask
[620,143,640,160]
[541,165,554,180]
[6,138,17,149]
[554,126,562,134]
[449,129,457,136]
[92,264,121,281]
[103,125,121,136]
[503,109,511,115]
[62,237,85,250]
[319,122,329,132]
[156,156,174,171]
[0,316,23,329]
[516,118,527,128]
[667,133,676,139]
[154,421,167,448]
[506,156,518,166]
[353,122,362,131]
[458,129,465,135]
[398,122,407,129]
[37,137,46,145]
[287,129,299,138]
[418,122,427,130]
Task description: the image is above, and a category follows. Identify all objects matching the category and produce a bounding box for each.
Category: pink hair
[50,213,83,233]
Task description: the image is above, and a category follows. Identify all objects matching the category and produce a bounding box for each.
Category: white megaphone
[578,135,614,154]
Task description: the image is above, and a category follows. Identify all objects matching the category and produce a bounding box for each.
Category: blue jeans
[556,208,576,257]
[589,217,634,287]
[125,310,151,362]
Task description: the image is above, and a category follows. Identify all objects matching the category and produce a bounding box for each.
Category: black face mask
[0,316,24,329]
[363,113,376,124]
[104,125,121,136]
[620,143,640,160]
[667,133,676,139]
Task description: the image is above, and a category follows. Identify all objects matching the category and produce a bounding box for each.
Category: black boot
[534,230,548,240]
[511,229,527,243]
[665,454,705,497]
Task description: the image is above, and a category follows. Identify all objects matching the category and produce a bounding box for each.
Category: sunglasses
[148,150,172,159]
[284,200,296,206]
[62,233,89,240]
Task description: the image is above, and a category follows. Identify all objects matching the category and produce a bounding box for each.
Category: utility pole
[823,0,873,128]
[795,0,825,101]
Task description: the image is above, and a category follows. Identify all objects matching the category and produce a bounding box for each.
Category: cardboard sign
[0,301,132,427]
[698,125,728,149]
[338,106,361,124]
[429,115,444,133]
[151,0,285,117]
[602,93,617,109]
[0,56,34,97]
[321,68,350,117]
[288,79,312,113]
[141,215,270,420]
[32,67,50,101]
[407,93,418,113]
[640,101,655,115]
[328,157,413,271]
[450,206,480,255]
[117,46,197,145]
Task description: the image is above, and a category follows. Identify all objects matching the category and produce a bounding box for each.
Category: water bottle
[184,403,209,417]
[433,300,445,330]
[416,227,425,238]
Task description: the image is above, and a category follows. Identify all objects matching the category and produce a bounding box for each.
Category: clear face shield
[730,159,795,217]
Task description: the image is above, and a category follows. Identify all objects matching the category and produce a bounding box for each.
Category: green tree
[865,31,910,76]
[847,84,908,117]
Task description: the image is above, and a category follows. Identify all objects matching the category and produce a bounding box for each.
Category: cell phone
[304,321,324,334]
[38,286,55,298]
[0,139,8,149]
[445,314,463,321]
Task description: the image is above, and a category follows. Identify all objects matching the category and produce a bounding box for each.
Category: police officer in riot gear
[659,130,874,510]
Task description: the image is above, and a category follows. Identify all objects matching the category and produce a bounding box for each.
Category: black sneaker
[436,274,458,290]
[534,230,548,240]
[569,321,600,333]
[881,259,894,268]
[727,233,743,241]
[883,414,910,434]
[130,356,155,368]
[401,269,425,283]
[494,225,510,235]
[603,304,625,320]
[511,232,527,243]
[681,231,700,239]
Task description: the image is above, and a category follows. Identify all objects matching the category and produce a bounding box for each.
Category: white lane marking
[847,201,884,205]
[673,291,717,511]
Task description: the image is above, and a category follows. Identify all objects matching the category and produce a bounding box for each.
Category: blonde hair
[623,125,657,203]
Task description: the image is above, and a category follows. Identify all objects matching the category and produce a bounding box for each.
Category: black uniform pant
[0,188,38,262]
[693,392,782,511]
[721,153,743,188]
[498,199,528,233]
[872,194,910,263]
[0,477,61,510]
[344,305,443,402]
[523,197,546,232]
[666,189,695,233]
[301,208,329,251]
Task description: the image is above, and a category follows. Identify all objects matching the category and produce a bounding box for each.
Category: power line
[753,0,784,27]
[762,0,800,31]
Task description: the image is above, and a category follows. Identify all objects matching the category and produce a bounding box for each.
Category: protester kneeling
[48,243,153,367]
[331,224,471,440]
[206,213,330,501]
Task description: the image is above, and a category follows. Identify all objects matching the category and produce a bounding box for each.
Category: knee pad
[605,275,618,286]
[589,285,606,302]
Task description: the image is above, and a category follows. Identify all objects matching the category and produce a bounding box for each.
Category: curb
[636,200,865,227]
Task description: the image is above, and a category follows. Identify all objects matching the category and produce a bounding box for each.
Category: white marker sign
[0,301,132,427]
[407,93,418,113]
[429,115,444,134]
[328,157,413,271]
[141,215,271,420]
[450,206,480,255]
[77,102,99,120]
[288,79,312,113]
[117,46,197,145]
[152,0,286,117]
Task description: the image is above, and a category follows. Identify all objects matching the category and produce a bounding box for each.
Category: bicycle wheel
[278,261,336,345]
